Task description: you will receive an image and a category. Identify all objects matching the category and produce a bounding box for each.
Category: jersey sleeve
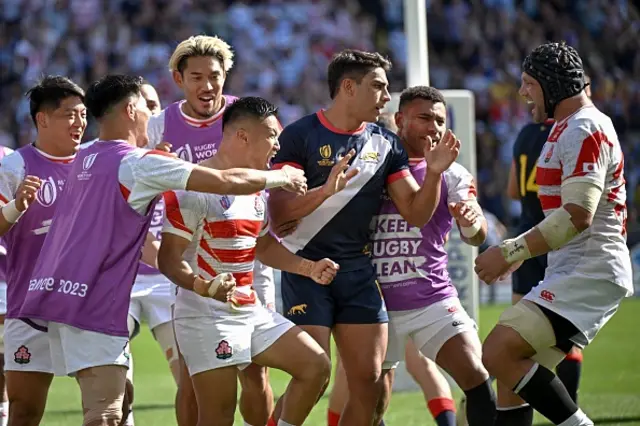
[0,153,25,206]
[386,134,410,184]
[271,125,305,171]
[133,150,196,194]
[162,190,205,241]
[145,112,165,150]
[444,163,478,204]
[259,192,270,237]
[558,125,611,189]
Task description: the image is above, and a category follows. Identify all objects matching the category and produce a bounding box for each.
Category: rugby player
[17,75,306,426]
[139,35,278,426]
[160,96,335,426]
[371,86,494,426]
[476,42,632,426]
[0,76,85,426]
[500,75,593,425]
[327,111,460,426]
[268,50,459,426]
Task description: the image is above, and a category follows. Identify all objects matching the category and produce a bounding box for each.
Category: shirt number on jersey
[519,154,539,196]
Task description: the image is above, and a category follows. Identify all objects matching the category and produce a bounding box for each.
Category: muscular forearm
[268,186,329,225]
[187,167,284,196]
[157,253,197,291]
[255,234,314,278]
[405,170,443,227]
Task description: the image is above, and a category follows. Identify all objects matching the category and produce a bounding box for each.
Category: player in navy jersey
[499,76,592,426]
[268,49,459,426]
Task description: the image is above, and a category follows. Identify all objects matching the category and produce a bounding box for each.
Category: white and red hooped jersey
[536,105,632,295]
[162,189,270,318]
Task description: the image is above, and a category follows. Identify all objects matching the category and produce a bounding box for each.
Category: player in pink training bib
[18,76,307,426]
[477,42,632,426]
[159,97,337,426]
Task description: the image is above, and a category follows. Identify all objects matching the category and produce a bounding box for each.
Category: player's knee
[77,366,127,426]
[7,398,46,425]
[300,352,331,385]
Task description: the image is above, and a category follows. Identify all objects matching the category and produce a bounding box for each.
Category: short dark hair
[85,75,143,120]
[327,49,392,99]
[26,76,85,126]
[222,97,278,130]
[399,86,446,111]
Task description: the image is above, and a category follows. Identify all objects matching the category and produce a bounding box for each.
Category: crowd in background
[1,0,639,230]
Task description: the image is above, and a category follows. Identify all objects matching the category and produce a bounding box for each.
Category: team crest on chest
[219,195,232,210]
[254,196,264,216]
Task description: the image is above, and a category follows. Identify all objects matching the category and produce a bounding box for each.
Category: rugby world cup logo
[35,176,58,207]
[83,153,98,170]
[175,145,193,162]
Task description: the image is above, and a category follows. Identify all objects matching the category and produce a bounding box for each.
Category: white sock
[277,420,296,426]
[1,401,8,426]
[124,410,135,426]
[558,408,593,426]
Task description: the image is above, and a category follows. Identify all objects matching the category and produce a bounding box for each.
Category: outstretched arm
[268,150,358,227]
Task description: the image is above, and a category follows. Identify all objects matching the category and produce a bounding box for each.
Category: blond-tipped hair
[168,35,234,74]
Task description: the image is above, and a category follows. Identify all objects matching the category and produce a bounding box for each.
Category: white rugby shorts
[48,322,130,376]
[3,318,53,373]
[383,297,478,369]
[129,274,175,330]
[524,274,629,347]
[174,306,294,376]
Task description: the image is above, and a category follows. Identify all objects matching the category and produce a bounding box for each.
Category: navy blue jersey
[513,120,553,231]
[272,111,409,270]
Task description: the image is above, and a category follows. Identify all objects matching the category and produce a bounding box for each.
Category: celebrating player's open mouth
[198,94,214,109]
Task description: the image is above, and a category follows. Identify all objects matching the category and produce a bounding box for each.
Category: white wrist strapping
[499,235,532,263]
[460,220,482,238]
[1,200,23,224]
[265,169,290,189]
[207,273,233,297]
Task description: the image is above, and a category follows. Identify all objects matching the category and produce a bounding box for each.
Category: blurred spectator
[0,0,638,226]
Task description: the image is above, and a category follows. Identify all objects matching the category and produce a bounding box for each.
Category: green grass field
[42,299,640,425]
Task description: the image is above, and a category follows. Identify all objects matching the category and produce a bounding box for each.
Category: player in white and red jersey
[476,42,632,426]
[159,97,336,426]
[138,37,279,426]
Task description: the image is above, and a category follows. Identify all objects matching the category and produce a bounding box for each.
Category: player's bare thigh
[332,323,387,387]
[190,366,238,426]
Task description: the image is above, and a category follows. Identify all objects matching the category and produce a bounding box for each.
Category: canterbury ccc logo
[35,177,57,207]
[83,153,98,170]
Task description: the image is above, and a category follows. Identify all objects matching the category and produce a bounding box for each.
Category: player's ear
[394,111,403,131]
[126,99,137,121]
[342,78,356,97]
[35,111,48,129]
[236,128,249,145]
[172,70,184,88]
